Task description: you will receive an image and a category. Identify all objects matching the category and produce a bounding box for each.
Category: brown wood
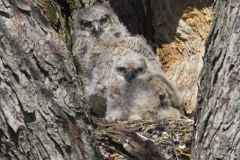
[192,1,240,159]
[0,0,102,159]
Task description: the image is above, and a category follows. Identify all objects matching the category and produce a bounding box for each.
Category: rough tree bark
[193,1,240,159]
[0,0,216,159]
[0,0,102,159]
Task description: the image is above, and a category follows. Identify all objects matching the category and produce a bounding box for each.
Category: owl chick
[73,2,161,81]
[73,3,162,117]
[74,2,130,38]
[105,51,182,122]
[73,3,158,62]
[73,35,162,117]
[73,3,158,63]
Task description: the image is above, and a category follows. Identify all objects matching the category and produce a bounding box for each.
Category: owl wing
[72,36,96,74]
[147,74,182,110]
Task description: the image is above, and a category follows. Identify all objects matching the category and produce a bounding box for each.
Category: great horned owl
[73,3,158,62]
[73,3,162,117]
[73,34,162,117]
[74,2,130,38]
[105,51,182,122]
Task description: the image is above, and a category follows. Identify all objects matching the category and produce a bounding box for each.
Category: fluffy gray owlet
[73,3,161,117]
[105,49,182,122]
[74,2,130,39]
[73,36,162,117]
[73,3,129,116]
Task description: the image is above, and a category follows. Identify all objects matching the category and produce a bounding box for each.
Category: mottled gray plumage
[74,3,130,38]
[105,52,181,122]
[73,37,162,116]
[73,3,162,117]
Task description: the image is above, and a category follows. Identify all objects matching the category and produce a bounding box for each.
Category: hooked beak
[92,22,102,34]
[124,71,136,83]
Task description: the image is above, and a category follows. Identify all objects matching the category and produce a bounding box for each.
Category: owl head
[74,3,129,38]
[114,53,148,83]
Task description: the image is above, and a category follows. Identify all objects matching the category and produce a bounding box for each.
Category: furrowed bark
[0,0,101,159]
[193,1,240,159]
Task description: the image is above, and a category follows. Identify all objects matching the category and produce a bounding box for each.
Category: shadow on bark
[108,0,213,45]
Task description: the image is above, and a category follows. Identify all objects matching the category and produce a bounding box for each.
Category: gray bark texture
[192,1,240,159]
[0,0,102,159]
[0,0,216,159]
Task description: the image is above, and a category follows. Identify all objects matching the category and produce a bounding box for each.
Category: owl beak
[93,22,101,33]
[125,71,136,82]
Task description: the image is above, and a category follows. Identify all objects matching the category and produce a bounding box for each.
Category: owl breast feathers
[73,3,181,121]
[105,51,182,122]
[72,34,161,118]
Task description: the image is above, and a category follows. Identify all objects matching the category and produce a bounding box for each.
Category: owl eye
[137,67,144,73]
[117,67,126,73]
[80,20,93,30]
[99,15,109,26]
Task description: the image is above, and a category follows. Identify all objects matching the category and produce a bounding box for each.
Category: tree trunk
[0,0,218,159]
[193,1,240,159]
[0,0,101,159]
